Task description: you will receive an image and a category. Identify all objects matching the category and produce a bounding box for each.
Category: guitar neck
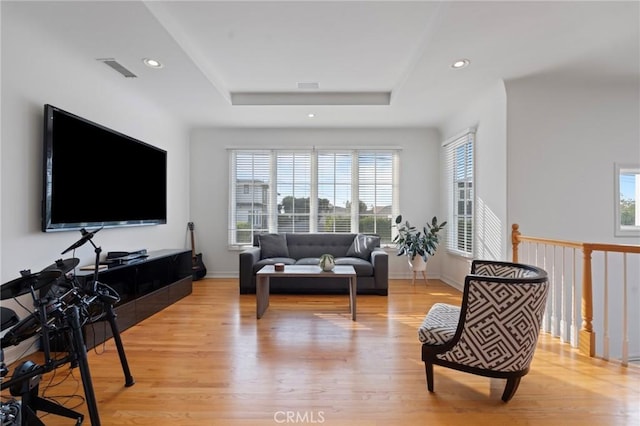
[188,222,197,258]
[190,230,196,257]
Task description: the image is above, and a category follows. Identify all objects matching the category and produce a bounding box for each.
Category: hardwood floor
[3,278,639,425]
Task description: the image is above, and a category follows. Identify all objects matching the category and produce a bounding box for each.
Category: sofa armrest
[370,248,389,292]
[239,246,261,293]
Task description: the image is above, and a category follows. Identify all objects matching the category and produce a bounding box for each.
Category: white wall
[505,75,640,359]
[437,73,640,291]
[1,4,191,361]
[505,76,640,243]
[438,81,508,289]
[189,127,441,280]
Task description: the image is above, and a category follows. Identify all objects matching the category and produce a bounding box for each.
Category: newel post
[511,224,521,263]
[579,245,595,357]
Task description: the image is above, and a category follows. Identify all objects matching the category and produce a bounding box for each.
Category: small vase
[319,254,335,271]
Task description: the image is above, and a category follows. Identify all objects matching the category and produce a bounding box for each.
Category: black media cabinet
[73,249,193,349]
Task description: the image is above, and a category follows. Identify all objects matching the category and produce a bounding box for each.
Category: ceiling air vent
[297,82,319,90]
[97,58,137,78]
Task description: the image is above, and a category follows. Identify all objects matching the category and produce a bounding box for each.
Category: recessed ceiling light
[143,58,163,69]
[451,59,470,69]
[308,113,316,118]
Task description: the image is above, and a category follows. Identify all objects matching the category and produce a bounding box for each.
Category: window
[277,152,311,233]
[358,151,393,242]
[615,163,639,237]
[229,149,398,246]
[443,129,475,256]
[317,152,352,233]
[230,151,270,245]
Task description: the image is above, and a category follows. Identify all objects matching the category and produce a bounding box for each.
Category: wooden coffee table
[256,265,358,320]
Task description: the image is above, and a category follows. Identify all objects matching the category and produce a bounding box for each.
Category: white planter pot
[408,255,428,285]
[408,255,427,272]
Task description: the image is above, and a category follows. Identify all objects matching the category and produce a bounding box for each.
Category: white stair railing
[512,224,640,365]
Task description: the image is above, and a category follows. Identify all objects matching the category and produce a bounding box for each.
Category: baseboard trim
[439,274,464,292]
[3,337,39,365]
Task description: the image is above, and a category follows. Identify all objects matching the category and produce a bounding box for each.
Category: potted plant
[393,215,447,272]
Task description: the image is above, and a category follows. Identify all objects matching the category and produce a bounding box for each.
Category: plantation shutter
[443,129,475,256]
[276,152,312,233]
[358,151,395,241]
[229,148,399,246]
[229,151,271,245]
[317,151,352,233]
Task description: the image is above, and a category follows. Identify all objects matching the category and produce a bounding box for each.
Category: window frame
[443,128,475,258]
[614,162,640,237]
[229,148,398,247]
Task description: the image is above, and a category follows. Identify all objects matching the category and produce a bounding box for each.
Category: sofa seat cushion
[292,258,373,277]
[418,303,461,345]
[335,257,374,276]
[294,257,321,266]
[252,257,296,274]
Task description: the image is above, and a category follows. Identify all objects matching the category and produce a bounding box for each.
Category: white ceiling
[8,1,640,128]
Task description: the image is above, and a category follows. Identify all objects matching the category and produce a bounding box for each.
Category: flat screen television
[42,104,167,232]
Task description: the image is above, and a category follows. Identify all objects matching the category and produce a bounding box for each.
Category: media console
[73,249,193,349]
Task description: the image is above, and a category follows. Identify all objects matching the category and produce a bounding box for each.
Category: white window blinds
[276,152,311,233]
[358,151,394,242]
[317,151,352,233]
[229,151,271,245]
[229,148,398,246]
[443,129,475,256]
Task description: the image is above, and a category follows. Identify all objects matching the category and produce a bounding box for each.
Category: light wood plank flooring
[3,278,639,425]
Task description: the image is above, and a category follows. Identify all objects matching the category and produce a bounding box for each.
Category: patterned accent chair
[418,260,549,402]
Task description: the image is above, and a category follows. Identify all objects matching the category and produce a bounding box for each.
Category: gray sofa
[239,233,388,295]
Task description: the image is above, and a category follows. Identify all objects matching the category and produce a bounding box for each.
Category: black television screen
[42,104,167,232]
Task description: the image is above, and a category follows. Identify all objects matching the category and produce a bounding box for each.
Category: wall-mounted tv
[42,104,167,232]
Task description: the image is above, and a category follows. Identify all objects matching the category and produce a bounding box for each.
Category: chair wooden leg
[501,377,521,402]
[424,362,434,392]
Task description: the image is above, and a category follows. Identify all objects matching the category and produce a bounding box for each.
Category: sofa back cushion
[285,233,356,258]
[346,234,380,260]
[259,234,290,259]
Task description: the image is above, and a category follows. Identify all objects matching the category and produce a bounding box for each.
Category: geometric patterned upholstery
[472,262,539,278]
[434,279,549,371]
[418,303,461,345]
[420,260,549,402]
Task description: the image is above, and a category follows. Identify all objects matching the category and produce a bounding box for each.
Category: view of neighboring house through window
[277,152,311,233]
[444,129,475,256]
[615,163,639,236]
[229,148,398,246]
[230,151,270,244]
